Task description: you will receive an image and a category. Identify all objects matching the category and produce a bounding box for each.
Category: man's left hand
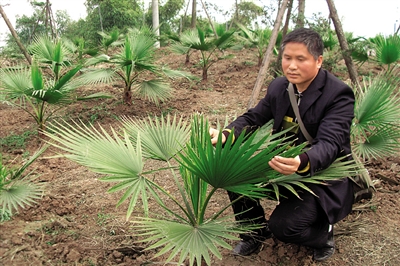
[269,155,301,175]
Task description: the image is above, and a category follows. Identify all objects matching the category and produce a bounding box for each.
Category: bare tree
[152,0,160,48]
[199,0,217,37]
[0,4,31,65]
[247,0,290,108]
[274,0,294,76]
[326,0,359,87]
[191,0,196,28]
[30,0,57,41]
[296,0,305,28]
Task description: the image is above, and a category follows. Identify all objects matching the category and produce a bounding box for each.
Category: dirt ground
[1,48,400,266]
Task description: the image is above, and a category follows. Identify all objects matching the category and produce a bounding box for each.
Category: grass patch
[0,130,37,152]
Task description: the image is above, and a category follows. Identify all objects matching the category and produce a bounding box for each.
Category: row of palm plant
[0,27,196,131]
[0,36,112,131]
[43,113,361,265]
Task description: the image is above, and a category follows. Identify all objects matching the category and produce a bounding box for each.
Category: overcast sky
[0,0,399,43]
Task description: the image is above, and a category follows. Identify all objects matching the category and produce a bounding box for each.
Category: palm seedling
[369,34,400,73]
[0,145,47,220]
[86,27,195,105]
[43,113,361,265]
[351,69,400,188]
[170,27,236,81]
[235,23,278,67]
[0,36,112,131]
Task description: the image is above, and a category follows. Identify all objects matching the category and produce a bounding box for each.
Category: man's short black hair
[281,28,324,59]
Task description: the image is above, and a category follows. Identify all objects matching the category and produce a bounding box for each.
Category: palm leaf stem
[197,186,217,224]
[166,160,197,225]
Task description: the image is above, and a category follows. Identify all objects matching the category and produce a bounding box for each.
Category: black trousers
[228,188,330,248]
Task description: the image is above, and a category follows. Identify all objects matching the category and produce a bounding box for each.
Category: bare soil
[1,48,400,266]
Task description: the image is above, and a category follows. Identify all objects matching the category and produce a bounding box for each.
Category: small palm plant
[0,36,111,131]
[0,145,47,220]
[44,113,360,265]
[235,23,278,67]
[351,69,400,188]
[86,27,195,105]
[369,34,400,73]
[170,27,236,81]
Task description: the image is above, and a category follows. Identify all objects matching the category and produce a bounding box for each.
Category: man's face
[281,42,323,91]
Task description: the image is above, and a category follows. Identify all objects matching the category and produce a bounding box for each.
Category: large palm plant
[44,113,360,265]
[0,145,47,219]
[0,36,111,131]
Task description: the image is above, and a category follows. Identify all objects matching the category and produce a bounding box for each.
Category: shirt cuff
[297,153,310,173]
[222,129,235,143]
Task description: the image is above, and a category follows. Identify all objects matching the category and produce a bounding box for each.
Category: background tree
[0,5,31,64]
[191,0,196,28]
[296,0,305,28]
[145,0,185,45]
[248,0,289,108]
[233,1,264,28]
[152,0,160,48]
[84,0,144,45]
[326,0,359,87]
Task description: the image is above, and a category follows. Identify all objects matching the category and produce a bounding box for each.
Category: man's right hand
[209,128,226,145]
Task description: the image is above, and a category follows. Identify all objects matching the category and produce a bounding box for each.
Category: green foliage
[0,36,112,130]
[44,113,361,265]
[0,146,47,218]
[0,130,37,152]
[235,23,278,66]
[0,209,12,222]
[370,35,400,72]
[170,27,236,80]
[86,26,195,105]
[232,1,264,28]
[352,70,400,160]
[85,0,144,44]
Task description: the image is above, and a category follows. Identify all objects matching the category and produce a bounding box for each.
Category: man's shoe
[313,228,335,261]
[232,225,273,256]
[232,238,261,256]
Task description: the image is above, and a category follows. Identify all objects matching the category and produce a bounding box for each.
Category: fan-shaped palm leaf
[135,79,173,105]
[120,114,191,161]
[352,71,400,160]
[372,35,400,72]
[133,217,244,266]
[178,116,301,198]
[44,120,159,219]
[0,145,47,216]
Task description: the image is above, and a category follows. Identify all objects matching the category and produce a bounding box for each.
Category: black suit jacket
[226,69,355,223]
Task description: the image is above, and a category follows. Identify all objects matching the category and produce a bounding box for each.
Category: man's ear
[317,55,323,68]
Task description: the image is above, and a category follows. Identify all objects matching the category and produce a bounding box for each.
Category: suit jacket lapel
[298,70,326,117]
[274,82,291,130]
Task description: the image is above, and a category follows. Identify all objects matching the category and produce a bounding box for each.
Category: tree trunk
[202,65,207,81]
[152,0,160,48]
[274,0,293,76]
[326,0,359,88]
[123,88,132,105]
[199,0,217,37]
[190,0,196,28]
[0,5,32,65]
[247,0,289,108]
[296,0,305,28]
